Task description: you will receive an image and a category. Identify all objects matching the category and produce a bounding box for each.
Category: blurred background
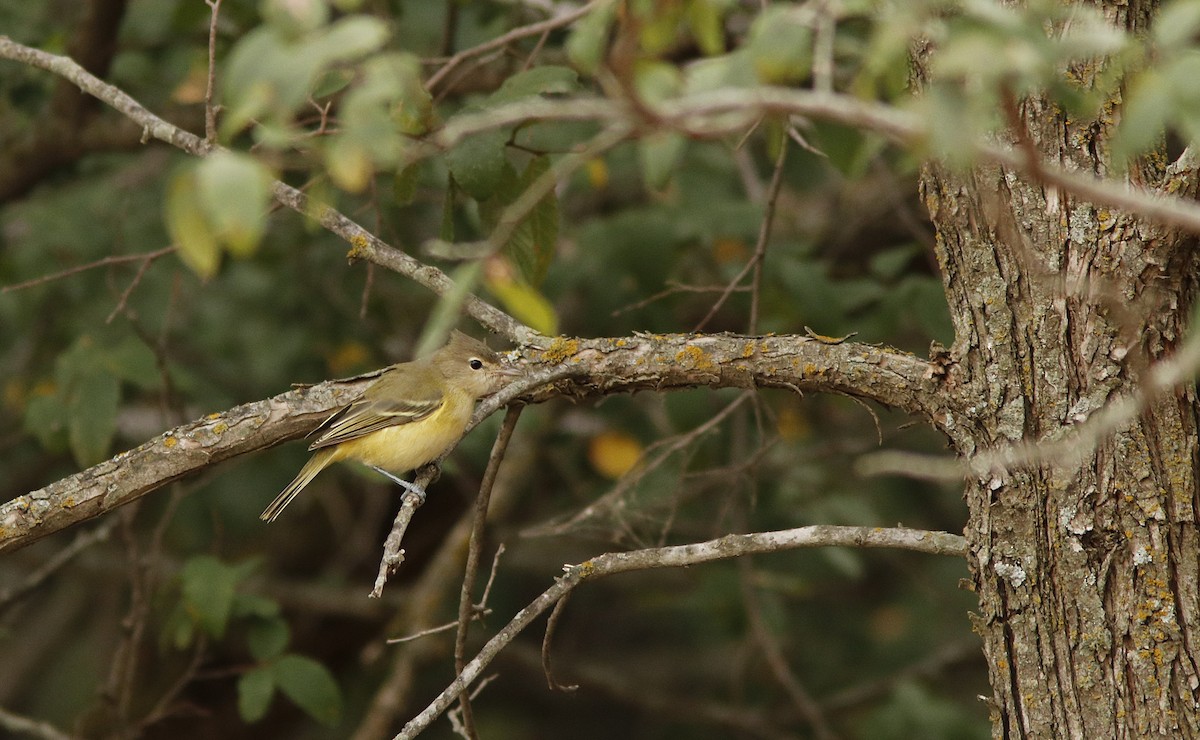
[0,1,985,737]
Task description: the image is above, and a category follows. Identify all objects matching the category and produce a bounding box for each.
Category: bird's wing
[308,368,444,450]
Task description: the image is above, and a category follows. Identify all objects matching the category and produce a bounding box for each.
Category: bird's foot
[369,466,428,506]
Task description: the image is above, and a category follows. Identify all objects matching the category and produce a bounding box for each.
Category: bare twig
[204,0,223,144]
[369,489,428,599]
[541,589,578,691]
[395,524,966,738]
[526,391,753,537]
[737,556,838,740]
[1,336,937,554]
[106,247,174,323]
[0,706,74,740]
[425,123,632,260]
[0,519,116,612]
[611,281,750,317]
[425,1,604,91]
[749,138,788,335]
[387,547,505,644]
[6,34,1200,237]
[2,246,175,294]
[453,406,523,736]
[695,140,788,333]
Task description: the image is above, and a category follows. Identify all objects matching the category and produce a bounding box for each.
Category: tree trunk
[920,3,1200,733]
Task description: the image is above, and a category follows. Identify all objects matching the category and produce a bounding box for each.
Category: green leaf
[489,65,580,104]
[247,617,291,661]
[567,0,617,75]
[1113,70,1170,164]
[512,156,560,286]
[683,51,756,96]
[196,151,273,257]
[161,601,197,651]
[869,246,917,281]
[393,163,421,205]
[165,169,220,279]
[1155,0,1200,49]
[746,5,813,84]
[101,336,159,390]
[307,16,389,67]
[325,131,374,192]
[274,654,343,727]
[66,369,119,467]
[262,0,330,36]
[633,61,682,107]
[686,0,727,56]
[233,593,282,619]
[23,390,66,451]
[238,666,277,723]
[180,556,255,640]
[444,128,509,201]
[481,157,559,286]
[638,130,687,191]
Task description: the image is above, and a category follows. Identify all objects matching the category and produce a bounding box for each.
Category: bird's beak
[499,363,525,378]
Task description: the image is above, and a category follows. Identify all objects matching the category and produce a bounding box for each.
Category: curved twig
[396,524,967,738]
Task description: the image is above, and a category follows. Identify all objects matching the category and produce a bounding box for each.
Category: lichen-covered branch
[0,333,939,553]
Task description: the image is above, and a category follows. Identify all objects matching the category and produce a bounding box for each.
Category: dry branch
[397,523,967,738]
[0,333,939,553]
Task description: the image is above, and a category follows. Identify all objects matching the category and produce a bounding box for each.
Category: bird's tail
[261,449,337,522]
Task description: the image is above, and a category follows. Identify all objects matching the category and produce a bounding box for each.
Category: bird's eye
[469,358,484,370]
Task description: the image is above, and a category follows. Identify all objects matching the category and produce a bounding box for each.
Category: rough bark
[920,2,1200,735]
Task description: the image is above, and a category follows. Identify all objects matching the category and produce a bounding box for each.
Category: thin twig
[696,139,788,333]
[394,524,966,738]
[749,137,789,334]
[7,33,1200,236]
[453,406,523,737]
[737,556,838,740]
[2,246,175,294]
[526,391,753,536]
[425,1,605,91]
[387,547,505,644]
[0,519,117,612]
[611,281,750,317]
[541,590,579,691]
[106,247,174,323]
[204,0,223,144]
[425,123,631,260]
[0,707,74,740]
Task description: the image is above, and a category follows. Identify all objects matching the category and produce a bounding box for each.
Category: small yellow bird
[261,331,522,522]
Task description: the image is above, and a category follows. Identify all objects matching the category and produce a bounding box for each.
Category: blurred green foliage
[5,0,1179,736]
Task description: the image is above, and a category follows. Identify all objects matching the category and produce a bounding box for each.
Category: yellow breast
[331,391,475,474]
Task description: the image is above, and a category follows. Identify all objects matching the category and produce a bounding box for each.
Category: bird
[260,331,522,522]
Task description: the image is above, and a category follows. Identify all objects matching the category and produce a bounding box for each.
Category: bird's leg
[370,466,428,506]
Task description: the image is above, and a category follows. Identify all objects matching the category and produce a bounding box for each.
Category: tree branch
[396,524,967,738]
[0,35,533,345]
[0,333,940,553]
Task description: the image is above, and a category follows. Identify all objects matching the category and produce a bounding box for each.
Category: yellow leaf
[776,405,810,441]
[326,341,371,375]
[484,259,559,336]
[327,137,374,193]
[165,171,220,280]
[588,431,643,480]
[585,157,609,189]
